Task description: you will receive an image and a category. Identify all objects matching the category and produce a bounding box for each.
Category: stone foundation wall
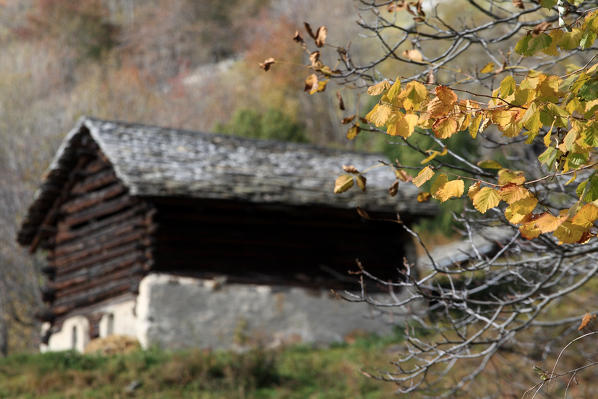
[42,273,399,352]
[41,315,90,352]
[135,273,396,350]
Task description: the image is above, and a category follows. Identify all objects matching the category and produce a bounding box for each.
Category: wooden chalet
[17,117,434,351]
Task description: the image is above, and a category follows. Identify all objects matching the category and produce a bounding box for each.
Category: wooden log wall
[37,133,155,325]
[151,197,410,290]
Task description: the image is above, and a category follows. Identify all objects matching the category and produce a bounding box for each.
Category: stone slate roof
[18,117,435,245]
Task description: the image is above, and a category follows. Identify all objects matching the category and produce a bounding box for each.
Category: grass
[0,333,405,399]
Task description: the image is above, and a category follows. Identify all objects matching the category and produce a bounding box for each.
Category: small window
[107,314,114,336]
[71,326,78,350]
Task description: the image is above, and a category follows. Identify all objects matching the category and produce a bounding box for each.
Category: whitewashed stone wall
[41,315,90,352]
[42,273,400,352]
[135,273,396,350]
[98,298,137,338]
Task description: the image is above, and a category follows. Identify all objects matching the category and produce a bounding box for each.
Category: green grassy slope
[0,335,402,399]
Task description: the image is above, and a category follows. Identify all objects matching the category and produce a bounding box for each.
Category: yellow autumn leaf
[498,169,526,185]
[403,113,419,135]
[401,81,428,110]
[473,187,501,214]
[427,98,453,119]
[459,109,472,132]
[585,98,598,114]
[426,86,458,118]
[480,62,495,74]
[436,85,458,105]
[432,117,458,139]
[565,172,577,186]
[469,113,483,139]
[534,212,567,233]
[420,147,447,164]
[413,166,435,187]
[430,173,448,196]
[491,109,515,129]
[367,80,391,95]
[346,124,360,140]
[499,184,532,204]
[560,129,578,152]
[554,221,587,244]
[365,104,393,127]
[492,108,524,138]
[499,75,515,98]
[355,175,367,192]
[566,97,583,115]
[572,203,598,228]
[513,87,536,106]
[520,219,541,240]
[468,181,481,200]
[522,102,542,137]
[387,112,418,138]
[334,175,354,193]
[537,75,561,101]
[312,79,327,94]
[386,79,402,101]
[543,121,555,147]
[417,192,431,202]
[477,160,503,169]
[524,70,546,88]
[504,197,537,224]
[434,179,465,202]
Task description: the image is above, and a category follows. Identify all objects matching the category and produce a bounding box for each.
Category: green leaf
[559,29,582,50]
[522,102,542,136]
[513,88,534,106]
[585,175,598,202]
[538,146,558,168]
[580,30,597,49]
[567,153,587,169]
[578,78,598,101]
[540,0,557,7]
[515,33,552,56]
[577,174,598,202]
[584,123,598,147]
[499,76,516,98]
[540,103,568,128]
[515,35,532,55]
[577,180,587,198]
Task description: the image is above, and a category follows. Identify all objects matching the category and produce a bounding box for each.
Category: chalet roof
[18,117,434,245]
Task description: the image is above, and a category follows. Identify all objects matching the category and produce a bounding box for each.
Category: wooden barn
[17,117,434,351]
